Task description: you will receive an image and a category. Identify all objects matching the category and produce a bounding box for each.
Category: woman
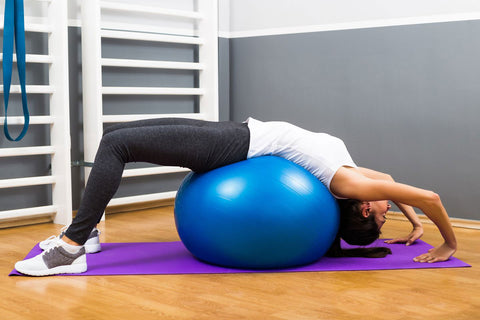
[15,117,457,276]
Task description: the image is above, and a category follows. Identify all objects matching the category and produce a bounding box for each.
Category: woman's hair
[326,199,392,258]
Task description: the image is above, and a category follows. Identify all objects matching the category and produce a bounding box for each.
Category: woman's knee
[102,123,124,137]
[98,130,126,152]
[96,130,132,163]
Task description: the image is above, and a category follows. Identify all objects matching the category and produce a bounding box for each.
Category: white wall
[221,0,480,37]
[218,0,230,36]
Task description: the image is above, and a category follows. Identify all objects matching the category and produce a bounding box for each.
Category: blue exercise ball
[174,156,340,269]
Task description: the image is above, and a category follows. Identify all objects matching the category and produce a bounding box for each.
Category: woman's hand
[413,242,457,263]
[385,226,424,246]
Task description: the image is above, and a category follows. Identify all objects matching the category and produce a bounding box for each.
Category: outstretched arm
[331,167,457,262]
[356,168,423,245]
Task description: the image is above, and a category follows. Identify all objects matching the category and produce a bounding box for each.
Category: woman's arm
[386,202,424,246]
[331,167,457,262]
[356,168,423,245]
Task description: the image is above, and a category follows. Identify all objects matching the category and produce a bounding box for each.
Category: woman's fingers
[413,252,444,263]
[413,253,433,263]
[384,237,407,244]
[406,236,416,246]
[414,243,455,263]
[386,229,423,246]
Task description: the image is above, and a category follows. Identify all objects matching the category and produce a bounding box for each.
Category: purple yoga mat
[10,239,470,276]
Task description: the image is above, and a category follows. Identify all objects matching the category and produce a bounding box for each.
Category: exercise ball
[174,156,339,269]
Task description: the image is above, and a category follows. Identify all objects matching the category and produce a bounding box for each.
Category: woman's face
[361,200,392,229]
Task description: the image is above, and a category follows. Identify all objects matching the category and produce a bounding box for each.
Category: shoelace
[42,235,57,244]
[42,226,68,245]
[41,237,65,259]
[43,246,57,257]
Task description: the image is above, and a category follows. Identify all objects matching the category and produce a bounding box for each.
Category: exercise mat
[10,239,470,276]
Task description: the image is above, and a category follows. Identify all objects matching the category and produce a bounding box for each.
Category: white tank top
[245,117,357,197]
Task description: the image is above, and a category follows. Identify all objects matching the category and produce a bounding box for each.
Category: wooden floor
[1,206,479,320]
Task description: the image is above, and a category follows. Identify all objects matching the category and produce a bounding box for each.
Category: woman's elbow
[423,191,441,207]
[384,174,394,182]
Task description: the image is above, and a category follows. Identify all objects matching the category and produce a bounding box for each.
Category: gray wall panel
[228,21,480,220]
[218,37,230,121]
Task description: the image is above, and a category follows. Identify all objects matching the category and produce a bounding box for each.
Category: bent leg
[65,120,249,244]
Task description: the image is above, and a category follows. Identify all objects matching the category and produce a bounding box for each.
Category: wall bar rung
[0,53,53,64]
[0,205,57,221]
[101,29,204,45]
[0,146,55,157]
[102,113,207,123]
[122,166,189,178]
[101,22,198,38]
[26,23,52,33]
[0,85,54,94]
[0,116,54,125]
[0,176,56,189]
[100,1,203,20]
[108,191,177,207]
[102,87,204,95]
[0,21,52,33]
[101,58,204,70]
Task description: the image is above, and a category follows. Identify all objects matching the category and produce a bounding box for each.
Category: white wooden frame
[81,0,219,207]
[0,0,72,224]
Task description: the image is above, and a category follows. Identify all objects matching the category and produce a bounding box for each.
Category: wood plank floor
[1,206,479,320]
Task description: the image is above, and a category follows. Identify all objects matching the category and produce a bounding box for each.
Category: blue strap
[3,0,29,141]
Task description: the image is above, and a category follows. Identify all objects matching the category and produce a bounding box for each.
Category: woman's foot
[15,238,87,276]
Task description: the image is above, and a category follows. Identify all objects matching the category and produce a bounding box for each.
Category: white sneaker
[15,239,87,276]
[39,226,101,254]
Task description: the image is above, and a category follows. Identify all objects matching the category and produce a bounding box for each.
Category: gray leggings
[65,118,250,244]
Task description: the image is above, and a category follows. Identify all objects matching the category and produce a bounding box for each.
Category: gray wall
[218,37,231,121]
[226,20,480,220]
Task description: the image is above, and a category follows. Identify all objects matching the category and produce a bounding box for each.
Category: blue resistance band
[3,0,29,141]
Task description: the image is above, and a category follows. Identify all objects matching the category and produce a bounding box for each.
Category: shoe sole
[15,263,87,276]
[85,243,101,254]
